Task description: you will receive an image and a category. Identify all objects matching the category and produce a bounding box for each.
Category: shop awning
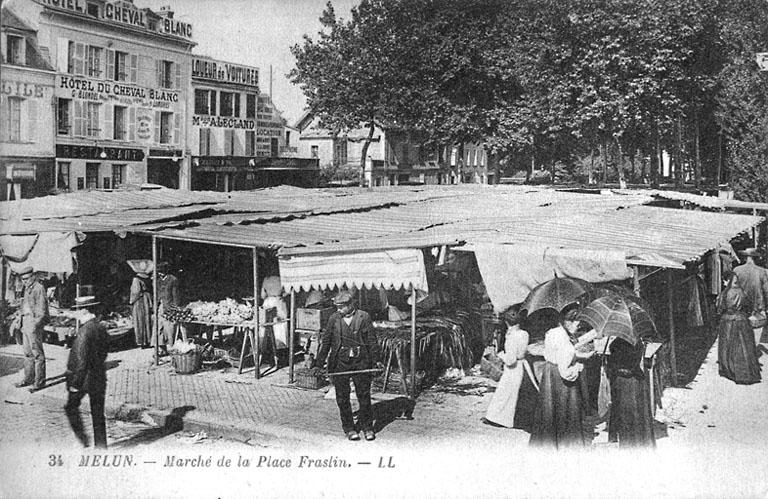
[472,243,632,313]
[278,248,429,293]
[0,231,84,274]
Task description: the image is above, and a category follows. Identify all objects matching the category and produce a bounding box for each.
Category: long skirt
[132,295,152,347]
[529,362,586,448]
[607,372,656,448]
[718,313,761,385]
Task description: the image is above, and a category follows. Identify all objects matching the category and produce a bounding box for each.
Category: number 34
[48,455,63,466]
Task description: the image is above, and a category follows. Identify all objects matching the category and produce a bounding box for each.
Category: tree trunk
[716,131,723,187]
[588,149,594,185]
[674,115,683,188]
[694,110,701,189]
[652,123,661,189]
[359,120,376,188]
[615,138,626,188]
[601,140,608,185]
[528,136,535,182]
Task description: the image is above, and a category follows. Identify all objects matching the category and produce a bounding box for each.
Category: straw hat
[73,296,100,308]
[18,266,34,277]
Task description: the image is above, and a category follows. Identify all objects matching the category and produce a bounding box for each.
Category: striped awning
[278,248,429,293]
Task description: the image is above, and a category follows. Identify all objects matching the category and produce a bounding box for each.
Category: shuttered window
[86,102,101,137]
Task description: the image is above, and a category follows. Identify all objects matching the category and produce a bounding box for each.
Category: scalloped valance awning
[278,248,429,293]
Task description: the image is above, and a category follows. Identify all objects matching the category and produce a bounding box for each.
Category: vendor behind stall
[156,262,182,347]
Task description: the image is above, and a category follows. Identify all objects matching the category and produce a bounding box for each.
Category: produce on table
[183,298,254,324]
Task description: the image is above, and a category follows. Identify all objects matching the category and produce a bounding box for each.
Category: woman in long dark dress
[606,337,656,448]
[529,308,593,448]
[717,273,761,384]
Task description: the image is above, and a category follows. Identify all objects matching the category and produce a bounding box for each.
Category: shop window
[86,102,101,137]
[114,51,128,81]
[85,163,99,189]
[220,92,235,117]
[246,94,256,119]
[113,105,127,140]
[87,46,103,77]
[57,98,71,135]
[271,138,279,157]
[6,35,23,65]
[160,112,172,144]
[159,60,173,89]
[112,164,125,187]
[57,162,71,190]
[311,145,318,159]
[4,97,22,142]
[199,128,211,155]
[77,177,84,190]
[246,131,255,156]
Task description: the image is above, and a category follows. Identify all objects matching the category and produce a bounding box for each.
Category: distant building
[0,5,56,200]
[294,112,498,186]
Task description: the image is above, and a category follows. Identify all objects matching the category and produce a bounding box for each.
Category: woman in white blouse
[484,305,530,428]
[529,307,595,448]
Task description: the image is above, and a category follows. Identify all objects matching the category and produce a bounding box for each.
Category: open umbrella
[578,294,657,346]
[521,277,593,315]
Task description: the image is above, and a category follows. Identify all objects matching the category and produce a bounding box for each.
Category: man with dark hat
[64,296,110,449]
[14,266,49,392]
[313,290,383,441]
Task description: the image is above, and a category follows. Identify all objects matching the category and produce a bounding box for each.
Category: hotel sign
[58,76,179,109]
[38,0,193,40]
[191,58,259,88]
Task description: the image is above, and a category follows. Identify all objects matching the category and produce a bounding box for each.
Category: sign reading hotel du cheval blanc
[57,76,179,110]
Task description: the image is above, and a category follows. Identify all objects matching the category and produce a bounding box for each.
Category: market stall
[279,248,430,396]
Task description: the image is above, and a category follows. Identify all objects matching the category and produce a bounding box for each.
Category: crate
[295,307,335,331]
[294,368,328,389]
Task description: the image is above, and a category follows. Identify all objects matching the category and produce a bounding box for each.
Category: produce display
[183,298,254,325]
[162,305,195,323]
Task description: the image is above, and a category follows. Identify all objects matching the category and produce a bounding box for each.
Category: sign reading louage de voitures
[191,58,259,89]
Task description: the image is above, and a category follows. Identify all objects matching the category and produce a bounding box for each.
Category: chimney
[157,5,174,19]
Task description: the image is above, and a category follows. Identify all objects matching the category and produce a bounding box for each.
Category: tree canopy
[290,0,768,199]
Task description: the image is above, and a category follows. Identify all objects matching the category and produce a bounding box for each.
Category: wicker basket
[294,368,328,389]
[171,351,201,374]
[480,352,503,382]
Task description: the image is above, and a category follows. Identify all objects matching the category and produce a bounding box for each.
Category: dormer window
[6,34,23,65]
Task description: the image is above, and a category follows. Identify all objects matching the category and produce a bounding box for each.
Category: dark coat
[314,309,380,373]
[66,318,110,393]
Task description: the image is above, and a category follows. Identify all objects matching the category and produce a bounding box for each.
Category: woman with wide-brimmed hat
[127,260,153,349]
[717,271,761,385]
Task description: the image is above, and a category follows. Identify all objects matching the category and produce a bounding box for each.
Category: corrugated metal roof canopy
[124,187,760,269]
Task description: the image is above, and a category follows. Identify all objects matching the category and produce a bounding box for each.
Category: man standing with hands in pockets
[314,290,383,441]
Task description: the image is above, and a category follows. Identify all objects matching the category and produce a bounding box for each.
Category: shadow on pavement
[370,397,416,433]
[110,405,196,448]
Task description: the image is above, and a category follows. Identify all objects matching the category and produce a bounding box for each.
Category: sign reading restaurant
[37,0,193,39]
[191,58,259,88]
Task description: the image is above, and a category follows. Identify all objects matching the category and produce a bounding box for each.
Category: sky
[141,0,359,124]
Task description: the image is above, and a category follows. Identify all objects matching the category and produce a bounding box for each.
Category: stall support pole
[253,249,261,378]
[667,270,677,386]
[289,290,296,383]
[152,236,159,366]
[410,284,417,399]
[0,259,6,340]
[632,266,641,296]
